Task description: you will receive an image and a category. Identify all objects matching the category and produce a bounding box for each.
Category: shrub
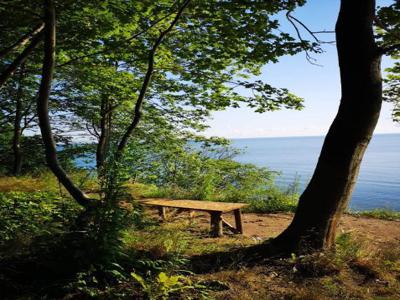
[0,135,84,176]
[351,209,400,221]
[335,232,365,265]
[126,145,299,213]
[0,191,81,249]
[130,271,205,300]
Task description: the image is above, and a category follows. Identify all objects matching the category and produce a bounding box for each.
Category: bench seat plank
[141,198,248,213]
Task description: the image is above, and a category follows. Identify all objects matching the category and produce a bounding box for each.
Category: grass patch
[123,218,255,259]
[0,176,46,192]
[125,182,162,199]
[0,171,98,194]
[0,191,81,255]
[244,192,298,213]
[350,209,400,221]
[275,233,400,300]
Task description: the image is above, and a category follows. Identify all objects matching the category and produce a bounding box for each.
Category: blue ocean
[232,134,400,211]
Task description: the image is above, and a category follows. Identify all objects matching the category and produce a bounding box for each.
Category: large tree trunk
[37,0,92,208]
[272,0,382,252]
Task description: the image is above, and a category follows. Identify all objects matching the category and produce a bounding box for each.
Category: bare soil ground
[158,209,400,246]
[142,208,400,300]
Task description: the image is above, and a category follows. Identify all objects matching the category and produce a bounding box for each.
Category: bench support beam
[210,211,223,237]
[222,218,240,234]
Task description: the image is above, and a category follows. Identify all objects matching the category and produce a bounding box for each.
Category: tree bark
[12,69,24,176]
[37,0,91,208]
[96,96,111,170]
[272,0,382,252]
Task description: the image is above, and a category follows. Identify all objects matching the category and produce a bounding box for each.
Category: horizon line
[219,132,400,140]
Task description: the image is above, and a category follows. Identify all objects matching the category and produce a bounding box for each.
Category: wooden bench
[141,198,248,237]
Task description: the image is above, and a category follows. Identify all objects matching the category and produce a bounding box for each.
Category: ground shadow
[188,239,288,274]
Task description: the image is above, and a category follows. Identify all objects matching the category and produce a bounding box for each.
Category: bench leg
[234,209,243,234]
[158,206,166,220]
[189,210,195,218]
[210,212,223,237]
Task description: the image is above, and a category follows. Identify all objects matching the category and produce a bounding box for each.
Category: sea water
[232,134,400,211]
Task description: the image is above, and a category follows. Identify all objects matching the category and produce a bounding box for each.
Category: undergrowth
[1,175,399,299]
[349,208,400,221]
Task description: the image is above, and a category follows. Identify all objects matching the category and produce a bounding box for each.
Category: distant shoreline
[229,132,400,141]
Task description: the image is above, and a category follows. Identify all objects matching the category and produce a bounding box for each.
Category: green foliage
[40,0,311,184]
[152,157,276,202]
[245,188,298,213]
[79,155,139,268]
[131,271,207,300]
[0,134,84,176]
[3,1,399,298]
[378,2,400,122]
[124,226,190,274]
[335,232,364,265]
[384,62,400,122]
[125,139,298,213]
[376,1,400,55]
[0,130,13,174]
[289,233,365,278]
[0,191,81,251]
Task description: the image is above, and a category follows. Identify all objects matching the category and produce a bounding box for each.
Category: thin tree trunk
[0,27,44,88]
[96,96,111,170]
[37,0,91,208]
[273,0,382,252]
[116,0,190,158]
[12,68,24,176]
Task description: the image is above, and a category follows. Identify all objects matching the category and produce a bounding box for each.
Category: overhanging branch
[116,0,191,156]
[56,2,182,68]
[380,43,400,55]
[0,22,45,59]
[286,11,335,66]
[0,27,44,88]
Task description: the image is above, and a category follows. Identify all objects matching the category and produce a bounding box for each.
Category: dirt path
[162,210,400,246]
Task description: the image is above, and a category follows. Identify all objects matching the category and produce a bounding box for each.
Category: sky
[204,0,400,139]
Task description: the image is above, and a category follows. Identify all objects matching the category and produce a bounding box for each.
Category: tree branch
[86,122,99,138]
[374,16,400,39]
[0,28,44,88]
[22,113,37,131]
[379,43,400,55]
[286,12,321,66]
[116,0,190,156]
[56,3,181,68]
[0,22,45,59]
[286,12,334,66]
[374,16,400,55]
